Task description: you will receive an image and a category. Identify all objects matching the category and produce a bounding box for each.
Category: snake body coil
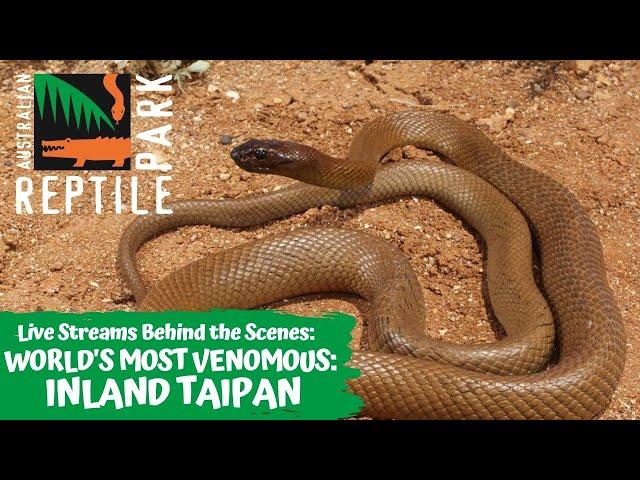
[118,110,626,419]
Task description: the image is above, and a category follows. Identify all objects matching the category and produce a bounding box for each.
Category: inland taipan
[42,136,131,168]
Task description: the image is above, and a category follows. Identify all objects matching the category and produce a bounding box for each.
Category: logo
[34,74,131,170]
[15,72,174,215]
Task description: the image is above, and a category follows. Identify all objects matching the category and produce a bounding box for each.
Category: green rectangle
[0,310,362,419]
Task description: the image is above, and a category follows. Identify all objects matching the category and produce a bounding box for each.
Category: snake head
[230,138,365,190]
[230,139,309,175]
[112,105,125,122]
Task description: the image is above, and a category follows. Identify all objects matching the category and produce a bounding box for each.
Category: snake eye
[255,149,267,160]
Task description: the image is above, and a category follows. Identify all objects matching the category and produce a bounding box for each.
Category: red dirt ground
[0,60,637,418]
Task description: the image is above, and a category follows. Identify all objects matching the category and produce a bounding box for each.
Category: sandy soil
[0,60,638,418]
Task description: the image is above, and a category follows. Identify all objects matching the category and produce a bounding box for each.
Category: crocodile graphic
[41,137,131,168]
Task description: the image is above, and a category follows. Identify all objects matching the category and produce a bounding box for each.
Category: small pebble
[594,90,612,101]
[225,90,240,103]
[2,235,18,249]
[219,173,231,181]
[569,60,594,74]
[219,134,233,145]
[576,89,591,100]
[596,73,612,86]
[505,107,516,120]
[112,293,134,304]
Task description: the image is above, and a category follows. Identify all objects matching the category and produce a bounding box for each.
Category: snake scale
[118,110,626,419]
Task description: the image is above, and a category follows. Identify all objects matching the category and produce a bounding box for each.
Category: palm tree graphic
[35,74,131,169]
[34,74,115,131]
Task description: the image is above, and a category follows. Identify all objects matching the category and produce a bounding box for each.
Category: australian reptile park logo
[13,72,175,215]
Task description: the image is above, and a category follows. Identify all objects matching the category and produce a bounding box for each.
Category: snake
[103,74,125,124]
[117,110,626,419]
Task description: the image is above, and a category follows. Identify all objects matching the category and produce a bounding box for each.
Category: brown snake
[118,110,626,419]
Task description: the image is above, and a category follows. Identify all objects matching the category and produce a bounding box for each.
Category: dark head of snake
[231,139,368,190]
[231,139,324,180]
[230,140,314,174]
